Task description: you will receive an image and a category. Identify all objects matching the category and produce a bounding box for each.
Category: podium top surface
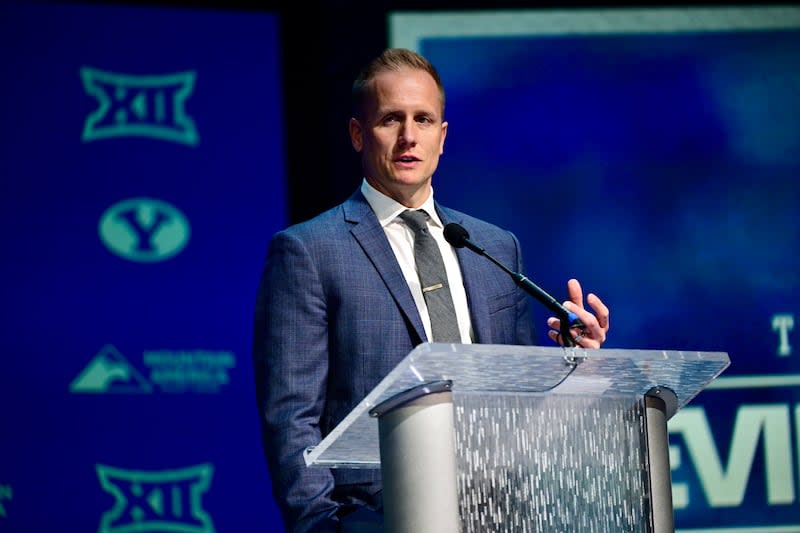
[305,343,730,468]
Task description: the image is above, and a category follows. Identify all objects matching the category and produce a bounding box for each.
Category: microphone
[443,222,584,343]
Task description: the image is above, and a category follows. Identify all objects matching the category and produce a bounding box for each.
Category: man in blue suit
[253,48,610,533]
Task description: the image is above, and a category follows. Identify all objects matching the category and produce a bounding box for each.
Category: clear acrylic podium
[304,343,730,532]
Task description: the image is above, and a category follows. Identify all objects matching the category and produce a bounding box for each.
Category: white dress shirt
[361,179,473,343]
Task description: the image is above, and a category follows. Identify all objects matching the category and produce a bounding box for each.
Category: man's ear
[349,117,363,152]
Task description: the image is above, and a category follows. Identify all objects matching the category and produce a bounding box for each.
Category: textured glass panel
[455,394,650,532]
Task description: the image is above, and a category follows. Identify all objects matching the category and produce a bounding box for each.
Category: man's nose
[398,119,417,145]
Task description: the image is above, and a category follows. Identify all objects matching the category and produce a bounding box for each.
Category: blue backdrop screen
[392,7,800,531]
[1,1,286,530]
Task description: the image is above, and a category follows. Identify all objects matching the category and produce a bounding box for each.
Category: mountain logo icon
[70,344,153,393]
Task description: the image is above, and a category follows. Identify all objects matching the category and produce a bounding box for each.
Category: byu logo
[81,67,199,145]
[96,464,215,533]
[99,198,190,262]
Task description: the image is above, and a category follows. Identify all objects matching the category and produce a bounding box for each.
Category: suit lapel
[344,192,427,343]
[436,205,493,343]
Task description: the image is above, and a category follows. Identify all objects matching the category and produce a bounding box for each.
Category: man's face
[349,68,447,208]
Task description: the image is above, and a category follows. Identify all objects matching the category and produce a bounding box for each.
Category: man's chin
[390,171,430,187]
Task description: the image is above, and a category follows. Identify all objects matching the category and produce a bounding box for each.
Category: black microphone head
[443,223,470,248]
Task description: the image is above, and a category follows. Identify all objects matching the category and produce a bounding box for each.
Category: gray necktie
[399,209,461,343]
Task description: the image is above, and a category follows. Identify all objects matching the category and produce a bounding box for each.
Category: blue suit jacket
[253,189,534,532]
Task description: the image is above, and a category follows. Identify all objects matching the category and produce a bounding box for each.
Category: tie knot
[399,209,429,233]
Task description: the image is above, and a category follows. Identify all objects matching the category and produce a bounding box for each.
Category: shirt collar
[360,179,443,229]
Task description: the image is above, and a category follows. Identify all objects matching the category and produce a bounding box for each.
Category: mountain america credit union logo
[69,344,236,394]
[81,67,199,146]
[96,464,214,533]
[99,198,190,262]
[70,344,235,394]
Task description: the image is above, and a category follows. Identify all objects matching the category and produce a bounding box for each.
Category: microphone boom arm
[444,223,584,347]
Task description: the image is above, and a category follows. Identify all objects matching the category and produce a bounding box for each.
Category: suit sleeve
[253,229,339,532]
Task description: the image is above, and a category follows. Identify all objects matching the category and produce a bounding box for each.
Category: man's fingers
[551,283,609,348]
[587,293,610,332]
[567,278,583,307]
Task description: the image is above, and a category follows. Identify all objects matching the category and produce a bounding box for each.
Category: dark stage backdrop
[0,1,286,531]
[391,5,800,531]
